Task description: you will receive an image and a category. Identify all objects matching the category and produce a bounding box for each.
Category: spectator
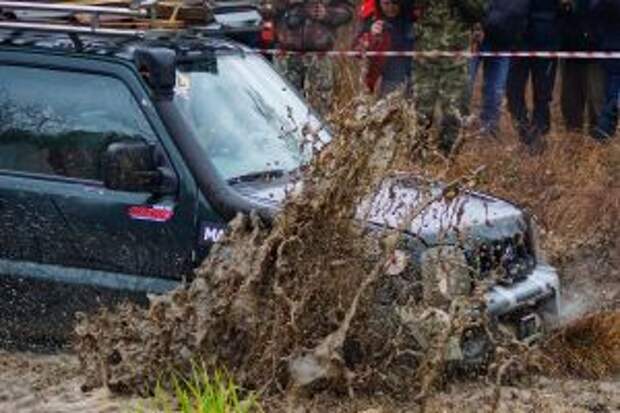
[414,0,487,154]
[560,0,605,136]
[468,0,530,138]
[506,0,573,151]
[272,0,353,115]
[590,0,620,141]
[354,0,415,97]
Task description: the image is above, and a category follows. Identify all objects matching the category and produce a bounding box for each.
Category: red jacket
[358,0,424,21]
[354,1,420,91]
[355,22,391,91]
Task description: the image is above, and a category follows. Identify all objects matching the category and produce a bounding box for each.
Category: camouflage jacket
[273,0,353,51]
[414,0,486,51]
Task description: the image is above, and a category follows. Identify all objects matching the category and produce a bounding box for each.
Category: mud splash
[73,90,619,410]
[76,93,472,398]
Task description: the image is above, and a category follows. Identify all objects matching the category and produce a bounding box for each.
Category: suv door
[0,61,196,284]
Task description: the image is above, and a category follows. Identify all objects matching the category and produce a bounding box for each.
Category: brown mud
[0,351,132,412]
[74,93,474,398]
[0,94,619,412]
[0,351,617,412]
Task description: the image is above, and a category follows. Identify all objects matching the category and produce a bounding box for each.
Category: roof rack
[0,1,155,38]
[0,1,153,18]
[0,1,218,39]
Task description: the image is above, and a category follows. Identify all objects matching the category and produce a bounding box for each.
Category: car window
[0,65,155,181]
[175,54,330,180]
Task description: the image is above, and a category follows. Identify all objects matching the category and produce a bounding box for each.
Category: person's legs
[438,59,469,153]
[586,60,607,136]
[560,58,586,131]
[594,64,620,141]
[531,57,558,137]
[273,54,305,91]
[414,59,441,130]
[305,55,334,117]
[413,59,443,154]
[480,56,510,136]
[466,56,481,132]
[467,55,482,104]
[506,57,531,141]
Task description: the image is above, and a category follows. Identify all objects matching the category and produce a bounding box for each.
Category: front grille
[466,233,536,284]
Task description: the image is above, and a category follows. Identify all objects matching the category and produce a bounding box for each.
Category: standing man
[560,0,605,136]
[414,0,486,154]
[272,0,353,116]
[506,0,573,151]
[591,0,620,141]
[468,0,530,138]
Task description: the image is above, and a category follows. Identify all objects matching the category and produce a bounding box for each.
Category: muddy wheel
[446,326,494,375]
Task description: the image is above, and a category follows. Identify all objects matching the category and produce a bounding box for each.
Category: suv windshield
[173,52,330,181]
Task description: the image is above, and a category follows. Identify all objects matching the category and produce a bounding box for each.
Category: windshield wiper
[228,169,285,184]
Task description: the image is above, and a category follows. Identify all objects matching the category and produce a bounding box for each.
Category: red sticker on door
[128,205,174,222]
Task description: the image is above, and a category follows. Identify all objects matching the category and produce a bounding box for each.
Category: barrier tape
[256,49,620,59]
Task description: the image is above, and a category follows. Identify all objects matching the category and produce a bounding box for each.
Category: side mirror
[102,139,176,195]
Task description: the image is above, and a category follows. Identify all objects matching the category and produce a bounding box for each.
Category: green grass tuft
[135,363,261,413]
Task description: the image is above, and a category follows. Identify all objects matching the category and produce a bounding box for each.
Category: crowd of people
[270,0,620,152]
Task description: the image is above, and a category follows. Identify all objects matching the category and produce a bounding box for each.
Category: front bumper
[486,263,560,318]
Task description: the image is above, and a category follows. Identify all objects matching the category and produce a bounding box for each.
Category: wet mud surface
[0,350,617,413]
[0,351,131,412]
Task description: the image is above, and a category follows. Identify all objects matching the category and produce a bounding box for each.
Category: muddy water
[0,351,133,412]
[1,350,618,412]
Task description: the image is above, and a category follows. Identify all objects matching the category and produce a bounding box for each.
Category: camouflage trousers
[274,54,334,116]
[415,58,470,153]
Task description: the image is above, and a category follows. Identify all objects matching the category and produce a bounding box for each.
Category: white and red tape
[255,49,620,59]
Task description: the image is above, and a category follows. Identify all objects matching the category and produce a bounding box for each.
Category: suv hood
[232,174,527,245]
[358,176,527,245]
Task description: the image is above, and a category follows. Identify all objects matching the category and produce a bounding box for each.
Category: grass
[542,310,620,379]
[135,364,262,413]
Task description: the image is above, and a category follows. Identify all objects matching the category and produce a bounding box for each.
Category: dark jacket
[481,0,531,50]
[590,0,620,70]
[524,0,571,51]
[274,0,353,51]
[590,0,620,50]
[561,0,601,51]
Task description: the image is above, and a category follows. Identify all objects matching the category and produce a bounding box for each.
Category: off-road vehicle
[0,1,560,350]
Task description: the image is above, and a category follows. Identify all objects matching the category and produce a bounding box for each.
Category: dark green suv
[0,14,560,348]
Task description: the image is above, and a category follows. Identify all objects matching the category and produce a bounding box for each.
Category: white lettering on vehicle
[203,227,225,243]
